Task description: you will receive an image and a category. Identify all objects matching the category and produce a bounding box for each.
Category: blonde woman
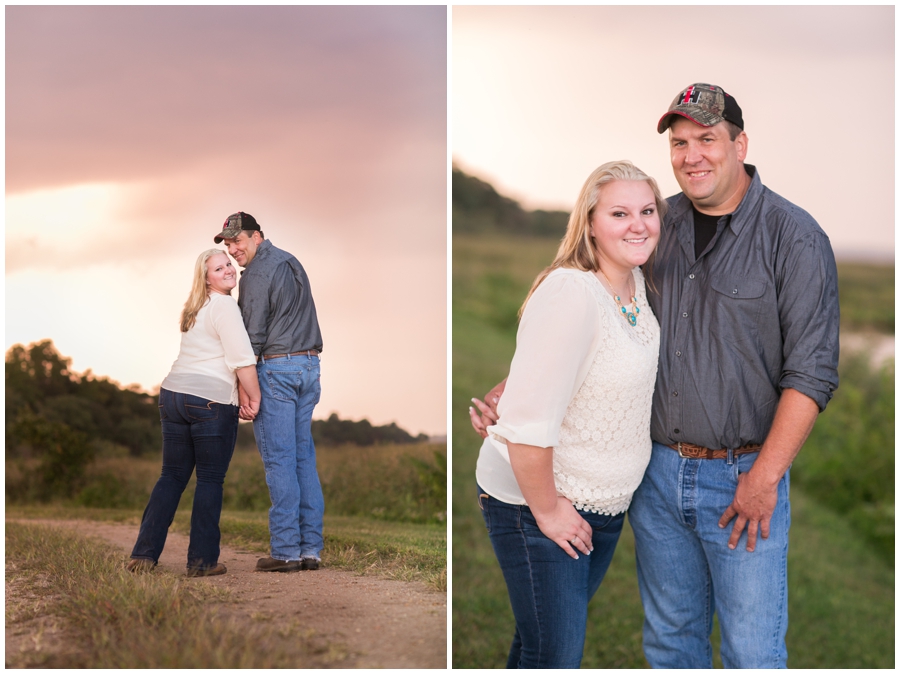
[469,161,665,668]
[128,250,261,577]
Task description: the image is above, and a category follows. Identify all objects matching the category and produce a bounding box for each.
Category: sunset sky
[7,6,447,436]
[453,5,894,262]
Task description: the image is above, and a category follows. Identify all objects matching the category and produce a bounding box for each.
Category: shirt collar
[664,163,762,235]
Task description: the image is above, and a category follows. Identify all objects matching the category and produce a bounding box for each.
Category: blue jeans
[254,353,324,561]
[131,388,239,570]
[628,442,790,668]
[478,485,625,668]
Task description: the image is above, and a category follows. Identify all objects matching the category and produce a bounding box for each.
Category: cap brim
[657,110,715,134]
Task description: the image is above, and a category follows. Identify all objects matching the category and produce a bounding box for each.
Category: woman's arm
[236,367,261,420]
[208,295,260,419]
[507,441,594,559]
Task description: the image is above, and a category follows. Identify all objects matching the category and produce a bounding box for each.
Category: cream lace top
[475,267,660,515]
[161,293,257,406]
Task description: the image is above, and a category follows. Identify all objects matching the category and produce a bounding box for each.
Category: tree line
[6,340,429,500]
[452,165,570,237]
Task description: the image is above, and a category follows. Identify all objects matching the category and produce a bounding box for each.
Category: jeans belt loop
[727,447,735,465]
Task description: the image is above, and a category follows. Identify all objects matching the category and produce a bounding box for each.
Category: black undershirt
[693,207,721,260]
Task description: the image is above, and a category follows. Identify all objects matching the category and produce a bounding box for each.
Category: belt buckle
[677,442,687,458]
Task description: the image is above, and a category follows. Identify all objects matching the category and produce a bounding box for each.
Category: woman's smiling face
[206,253,237,295]
[589,179,661,276]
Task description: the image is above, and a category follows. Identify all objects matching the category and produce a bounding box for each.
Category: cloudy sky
[453,5,894,262]
[7,6,447,436]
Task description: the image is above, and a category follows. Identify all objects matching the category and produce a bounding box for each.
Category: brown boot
[126,558,156,573]
[186,563,227,577]
[255,557,301,572]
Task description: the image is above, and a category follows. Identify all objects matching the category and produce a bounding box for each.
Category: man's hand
[718,469,779,552]
[239,400,259,421]
[469,378,507,438]
[719,388,819,552]
[237,380,259,421]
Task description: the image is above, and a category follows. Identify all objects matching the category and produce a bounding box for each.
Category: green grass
[6,440,447,591]
[30,440,448,526]
[836,262,894,333]
[7,504,446,592]
[451,232,894,668]
[6,521,335,668]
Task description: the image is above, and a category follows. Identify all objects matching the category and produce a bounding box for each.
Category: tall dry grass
[6,521,343,668]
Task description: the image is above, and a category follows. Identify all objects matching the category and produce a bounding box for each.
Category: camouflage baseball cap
[213,212,261,243]
[657,83,744,134]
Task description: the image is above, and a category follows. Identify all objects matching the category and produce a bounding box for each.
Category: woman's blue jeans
[628,442,790,668]
[254,354,324,561]
[478,485,625,668]
[131,388,239,570]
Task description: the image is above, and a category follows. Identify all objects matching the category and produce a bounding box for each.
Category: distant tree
[5,340,160,459]
[452,165,569,237]
[312,412,428,446]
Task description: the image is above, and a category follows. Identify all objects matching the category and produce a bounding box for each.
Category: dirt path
[7,519,446,669]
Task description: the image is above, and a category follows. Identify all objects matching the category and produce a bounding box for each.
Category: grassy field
[7,441,447,590]
[6,521,342,668]
[451,232,894,668]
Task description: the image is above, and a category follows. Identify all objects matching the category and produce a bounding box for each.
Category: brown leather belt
[667,442,762,460]
[260,350,319,361]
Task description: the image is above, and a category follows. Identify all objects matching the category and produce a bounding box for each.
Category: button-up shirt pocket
[708,275,768,344]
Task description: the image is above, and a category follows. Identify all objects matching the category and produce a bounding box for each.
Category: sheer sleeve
[208,295,258,372]
[489,270,601,451]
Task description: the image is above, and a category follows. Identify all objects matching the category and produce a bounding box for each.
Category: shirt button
[676,351,682,357]
[682,312,688,318]
[732,289,738,294]
[689,274,695,280]
[674,428,681,434]
[673,391,679,397]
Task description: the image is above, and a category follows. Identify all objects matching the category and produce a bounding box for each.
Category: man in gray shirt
[627,83,839,668]
[215,212,325,572]
[471,84,840,667]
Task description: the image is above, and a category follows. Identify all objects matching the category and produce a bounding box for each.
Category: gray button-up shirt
[647,164,839,450]
[237,239,323,357]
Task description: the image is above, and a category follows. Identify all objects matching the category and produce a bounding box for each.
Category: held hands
[533,495,594,560]
[718,469,779,552]
[239,399,260,421]
[237,384,259,421]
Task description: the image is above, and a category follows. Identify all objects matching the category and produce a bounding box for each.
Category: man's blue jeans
[254,354,324,561]
[628,442,790,668]
[131,388,239,570]
[478,485,625,668]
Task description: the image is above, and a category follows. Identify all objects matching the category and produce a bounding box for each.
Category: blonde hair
[519,160,667,317]
[180,249,230,332]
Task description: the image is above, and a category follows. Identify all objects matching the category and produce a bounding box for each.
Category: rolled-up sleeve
[776,231,840,410]
[489,271,601,450]
[209,296,258,371]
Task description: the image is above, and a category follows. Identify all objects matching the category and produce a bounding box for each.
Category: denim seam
[770,474,790,667]
[516,506,543,665]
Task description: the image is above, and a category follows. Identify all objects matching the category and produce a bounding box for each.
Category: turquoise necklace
[598,268,640,327]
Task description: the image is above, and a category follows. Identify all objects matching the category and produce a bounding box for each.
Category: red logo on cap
[681,86,702,105]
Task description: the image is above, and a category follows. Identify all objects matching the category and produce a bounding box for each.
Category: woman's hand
[236,366,261,421]
[240,398,260,421]
[469,378,507,438]
[533,495,594,559]
[469,397,497,439]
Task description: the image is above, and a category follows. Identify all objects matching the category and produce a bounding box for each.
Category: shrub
[791,352,894,561]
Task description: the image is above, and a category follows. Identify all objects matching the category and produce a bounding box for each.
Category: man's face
[668,116,749,215]
[224,231,260,268]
